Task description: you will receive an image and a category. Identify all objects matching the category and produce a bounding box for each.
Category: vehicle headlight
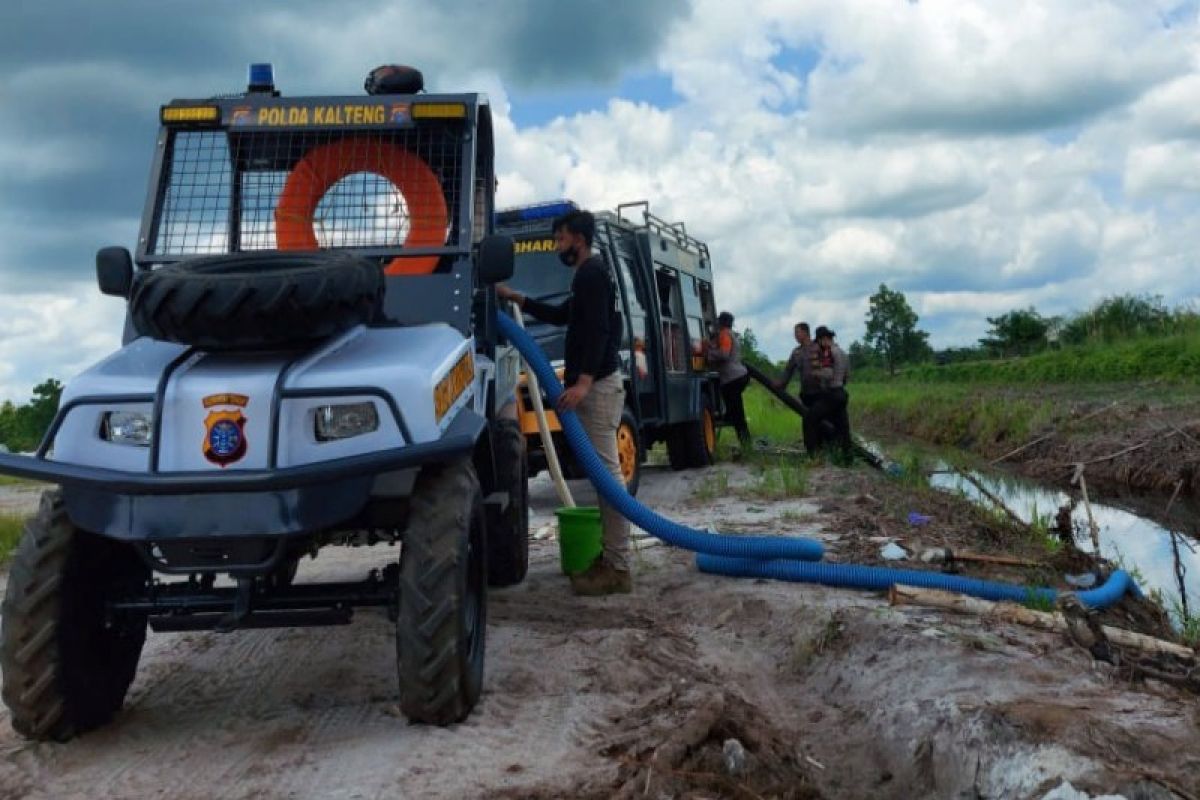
[315,402,379,442]
[101,411,153,447]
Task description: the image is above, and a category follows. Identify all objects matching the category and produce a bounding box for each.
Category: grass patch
[0,514,24,563]
[740,463,808,500]
[849,382,1055,451]
[742,385,805,445]
[693,469,731,502]
[883,445,933,488]
[1026,501,1062,555]
[1022,591,1056,613]
[1172,602,1200,648]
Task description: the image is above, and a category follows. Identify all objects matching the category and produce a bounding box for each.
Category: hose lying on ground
[497,312,1135,609]
[695,555,1135,608]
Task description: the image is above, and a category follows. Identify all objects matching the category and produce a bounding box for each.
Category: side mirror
[96,247,134,298]
[477,234,514,284]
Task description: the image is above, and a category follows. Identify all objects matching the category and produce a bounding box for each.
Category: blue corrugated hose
[694,555,1135,608]
[497,312,1135,609]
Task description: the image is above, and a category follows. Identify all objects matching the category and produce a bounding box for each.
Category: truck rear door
[603,225,662,424]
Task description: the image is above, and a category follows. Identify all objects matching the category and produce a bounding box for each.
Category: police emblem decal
[202,394,250,467]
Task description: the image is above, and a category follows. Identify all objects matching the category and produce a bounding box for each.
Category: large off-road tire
[666,397,716,470]
[396,462,487,725]
[617,407,642,497]
[689,398,718,467]
[0,491,149,741]
[487,419,529,588]
[130,251,383,351]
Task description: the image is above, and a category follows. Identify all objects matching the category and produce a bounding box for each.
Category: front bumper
[0,411,484,541]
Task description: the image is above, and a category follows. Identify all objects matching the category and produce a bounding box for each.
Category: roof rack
[494,199,579,235]
[615,201,710,263]
[495,199,577,225]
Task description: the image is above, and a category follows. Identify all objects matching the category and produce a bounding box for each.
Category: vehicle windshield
[509,246,573,305]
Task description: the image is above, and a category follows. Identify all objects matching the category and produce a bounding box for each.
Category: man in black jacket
[496,210,632,595]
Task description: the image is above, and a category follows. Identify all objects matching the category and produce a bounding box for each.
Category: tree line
[739,287,1199,377]
[0,379,63,453]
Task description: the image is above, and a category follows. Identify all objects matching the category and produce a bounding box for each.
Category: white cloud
[811,227,898,273]
[2,0,1199,402]
[1125,142,1200,196]
[1127,72,1200,141]
[806,0,1191,136]
[0,285,125,404]
[485,0,1200,358]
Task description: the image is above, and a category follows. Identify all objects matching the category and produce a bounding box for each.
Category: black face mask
[558,245,578,267]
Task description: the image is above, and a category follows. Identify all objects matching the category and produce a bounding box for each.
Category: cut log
[888,585,1196,661]
[951,550,1041,568]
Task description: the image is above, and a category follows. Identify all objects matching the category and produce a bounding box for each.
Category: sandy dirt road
[0,467,1197,799]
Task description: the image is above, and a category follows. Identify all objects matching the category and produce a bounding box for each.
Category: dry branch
[1070,436,1157,467]
[989,380,1163,467]
[989,399,1121,465]
[888,585,1196,661]
[1071,466,1102,561]
[951,550,1042,568]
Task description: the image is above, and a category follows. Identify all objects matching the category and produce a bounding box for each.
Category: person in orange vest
[707,311,752,446]
[632,336,649,381]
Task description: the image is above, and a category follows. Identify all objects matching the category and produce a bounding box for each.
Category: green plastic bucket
[556,506,602,575]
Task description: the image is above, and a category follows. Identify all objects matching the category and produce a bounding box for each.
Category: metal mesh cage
[154,132,233,255]
[150,126,463,259]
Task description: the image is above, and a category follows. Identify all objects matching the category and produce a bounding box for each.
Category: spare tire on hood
[130,251,383,351]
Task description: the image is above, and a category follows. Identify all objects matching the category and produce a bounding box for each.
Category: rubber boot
[570,557,632,596]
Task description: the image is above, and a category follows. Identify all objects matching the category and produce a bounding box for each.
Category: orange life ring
[274,139,448,275]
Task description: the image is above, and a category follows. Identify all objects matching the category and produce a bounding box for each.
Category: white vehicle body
[53,325,481,474]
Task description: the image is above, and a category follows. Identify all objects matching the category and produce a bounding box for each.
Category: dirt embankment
[858,386,1200,500]
[0,465,1197,799]
[1012,402,1199,500]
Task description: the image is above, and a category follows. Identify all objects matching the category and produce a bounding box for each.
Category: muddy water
[935,469,1199,616]
[868,440,1200,622]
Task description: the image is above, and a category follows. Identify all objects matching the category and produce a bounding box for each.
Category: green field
[834,331,1200,451]
[740,382,806,443]
[845,382,1058,450]
[734,366,1055,453]
[733,374,1133,459]
[860,330,1200,385]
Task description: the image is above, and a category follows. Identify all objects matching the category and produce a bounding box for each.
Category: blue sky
[0,0,1198,402]
[507,71,682,128]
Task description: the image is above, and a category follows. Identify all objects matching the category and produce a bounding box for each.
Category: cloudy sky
[1,0,1198,402]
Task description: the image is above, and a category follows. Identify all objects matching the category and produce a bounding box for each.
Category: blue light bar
[248,63,275,91]
[495,199,578,227]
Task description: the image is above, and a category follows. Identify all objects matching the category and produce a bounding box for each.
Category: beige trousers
[574,373,631,571]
